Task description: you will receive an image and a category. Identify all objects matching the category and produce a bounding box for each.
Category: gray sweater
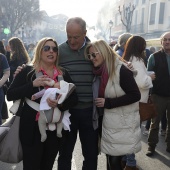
[58,40,94,109]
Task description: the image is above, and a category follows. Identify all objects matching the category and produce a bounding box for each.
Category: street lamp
[109,20,113,43]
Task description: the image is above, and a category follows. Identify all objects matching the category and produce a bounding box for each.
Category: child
[32,78,75,142]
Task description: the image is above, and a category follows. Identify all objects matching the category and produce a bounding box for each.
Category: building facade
[111,0,170,40]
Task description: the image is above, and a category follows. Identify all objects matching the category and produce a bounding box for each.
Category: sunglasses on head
[42,45,58,52]
[87,52,99,60]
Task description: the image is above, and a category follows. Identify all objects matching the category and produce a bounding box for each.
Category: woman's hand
[46,94,61,108]
[13,64,26,78]
[150,73,156,80]
[95,98,105,107]
[127,62,134,70]
[32,75,51,87]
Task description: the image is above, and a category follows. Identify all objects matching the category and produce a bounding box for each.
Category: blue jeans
[0,87,4,125]
[58,107,98,170]
[122,153,136,167]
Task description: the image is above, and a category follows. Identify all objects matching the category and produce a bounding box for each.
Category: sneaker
[143,129,149,136]
[160,130,166,136]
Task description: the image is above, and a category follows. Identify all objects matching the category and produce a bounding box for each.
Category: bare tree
[118,3,135,32]
[0,0,42,36]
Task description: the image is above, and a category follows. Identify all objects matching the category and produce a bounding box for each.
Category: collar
[66,36,90,51]
[39,66,61,81]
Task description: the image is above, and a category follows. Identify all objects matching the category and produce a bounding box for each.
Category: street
[0,101,170,170]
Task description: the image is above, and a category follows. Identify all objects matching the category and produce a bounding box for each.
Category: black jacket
[152,50,170,97]
[7,65,78,145]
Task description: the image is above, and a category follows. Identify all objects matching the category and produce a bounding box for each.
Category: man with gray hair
[113,33,132,56]
[146,32,170,156]
[58,17,98,170]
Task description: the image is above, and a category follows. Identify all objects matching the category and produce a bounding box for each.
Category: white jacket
[130,57,153,103]
[101,59,141,156]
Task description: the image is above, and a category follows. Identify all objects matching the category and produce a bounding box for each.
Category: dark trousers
[145,111,167,130]
[58,107,98,170]
[22,130,61,170]
[148,94,170,149]
[0,88,4,125]
[106,155,123,170]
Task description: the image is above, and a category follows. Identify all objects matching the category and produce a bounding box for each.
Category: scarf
[39,66,62,89]
[93,63,109,97]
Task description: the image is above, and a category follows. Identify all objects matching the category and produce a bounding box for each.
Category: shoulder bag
[0,98,24,163]
[139,95,157,122]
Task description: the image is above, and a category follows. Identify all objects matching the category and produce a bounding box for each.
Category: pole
[109,20,113,43]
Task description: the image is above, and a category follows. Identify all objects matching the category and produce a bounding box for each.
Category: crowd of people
[0,17,170,170]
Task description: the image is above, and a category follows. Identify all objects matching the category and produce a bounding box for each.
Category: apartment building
[111,0,170,39]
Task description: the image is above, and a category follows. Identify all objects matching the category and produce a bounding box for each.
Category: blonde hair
[85,40,119,79]
[32,37,62,73]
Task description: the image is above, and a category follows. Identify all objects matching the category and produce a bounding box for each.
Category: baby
[32,78,75,142]
[31,79,60,100]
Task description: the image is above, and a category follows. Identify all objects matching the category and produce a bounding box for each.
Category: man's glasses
[42,45,58,52]
[87,52,99,60]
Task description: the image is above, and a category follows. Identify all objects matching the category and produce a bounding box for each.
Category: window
[149,3,156,25]
[159,3,165,24]
[141,8,145,24]
[142,0,146,4]
[135,0,139,6]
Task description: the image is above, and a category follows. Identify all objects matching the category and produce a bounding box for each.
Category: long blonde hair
[85,40,119,80]
[32,37,62,73]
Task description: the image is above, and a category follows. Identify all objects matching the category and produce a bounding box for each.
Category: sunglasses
[87,52,99,60]
[42,45,58,52]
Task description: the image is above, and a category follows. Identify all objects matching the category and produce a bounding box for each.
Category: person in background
[7,37,78,170]
[0,53,10,125]
[143,46,167,136]
[109,40,117,49]
[84,39,141,170]
[146,32,170,156]
[122,35,153,170]
[113,33,132,57]
[28,43,35,61]
[122,36,154,103]
[8,37,30,84]
[0,41,9,123]
[149,46,156,54]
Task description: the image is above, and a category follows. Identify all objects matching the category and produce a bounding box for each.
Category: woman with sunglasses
[84,40,141,170]
[7,37,78,170]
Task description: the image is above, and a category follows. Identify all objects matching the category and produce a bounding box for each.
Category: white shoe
[143,129,149,136]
